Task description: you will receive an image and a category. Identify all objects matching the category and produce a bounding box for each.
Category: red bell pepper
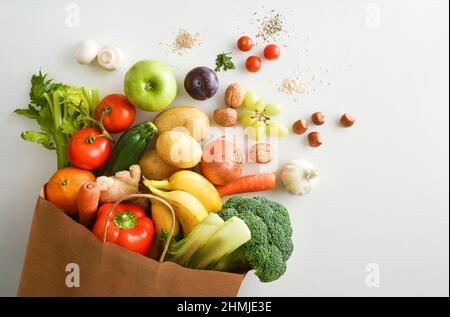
[92,202,154,256]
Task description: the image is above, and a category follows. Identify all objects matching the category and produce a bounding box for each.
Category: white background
[0,0,448,296]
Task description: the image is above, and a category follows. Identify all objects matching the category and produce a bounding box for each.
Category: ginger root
[96,164,141,204]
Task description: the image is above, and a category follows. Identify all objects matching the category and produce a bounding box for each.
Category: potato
[154,106,210,141]
[139,150,181,180]
[156,131,202,169]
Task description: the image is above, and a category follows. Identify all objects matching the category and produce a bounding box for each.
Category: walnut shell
[214,108,239,127]
[224,83,244,108]
[249,143,276,164]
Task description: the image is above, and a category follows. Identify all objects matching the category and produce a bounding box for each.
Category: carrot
[215,173,277,197]
[77,182,100,229]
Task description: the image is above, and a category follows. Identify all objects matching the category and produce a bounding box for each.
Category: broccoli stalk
[209,247,249,273]
[160,214,251,270]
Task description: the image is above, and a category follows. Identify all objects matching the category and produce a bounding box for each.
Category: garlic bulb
[75,40,99,65]
[97,45,125,71]
[280,159,319,195]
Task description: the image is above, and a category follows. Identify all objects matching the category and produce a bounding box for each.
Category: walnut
[224,83,244,108]
[214,108,239,127]
[249,143,276,164]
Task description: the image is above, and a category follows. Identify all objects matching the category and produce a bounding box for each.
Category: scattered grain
[171,29,200,55]
[279,76,307,101]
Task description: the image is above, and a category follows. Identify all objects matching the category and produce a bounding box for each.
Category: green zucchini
[103,121,158,176]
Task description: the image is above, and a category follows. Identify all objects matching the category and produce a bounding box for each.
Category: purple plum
[184,67,219,100]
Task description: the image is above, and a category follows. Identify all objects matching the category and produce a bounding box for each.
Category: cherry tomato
[94,94,136,133]
[237,36,253,52]
[245,56,262,73]
[264,44,280,60]
[68,128,111,170]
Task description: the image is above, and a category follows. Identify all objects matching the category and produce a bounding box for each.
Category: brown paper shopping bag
[18,193,245,297]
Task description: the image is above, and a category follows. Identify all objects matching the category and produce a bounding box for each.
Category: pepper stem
[113,212,137,230]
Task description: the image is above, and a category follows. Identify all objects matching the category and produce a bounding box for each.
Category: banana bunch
[143,171,223,236]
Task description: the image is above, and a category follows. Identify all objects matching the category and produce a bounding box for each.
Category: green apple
[124,60,177,112]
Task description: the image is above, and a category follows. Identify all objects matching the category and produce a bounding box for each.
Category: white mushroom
[75,40,99,65]
[97,45,125,71]
[280,159,319,195]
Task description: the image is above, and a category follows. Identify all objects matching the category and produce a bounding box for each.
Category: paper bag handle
[102,193,176,263]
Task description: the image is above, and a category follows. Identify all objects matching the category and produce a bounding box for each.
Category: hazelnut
[292,119,308,135]
[340,113,355,127]
[311,112,325,125]
[224,83,244,108]
[308,131,322,148]
[249,143,275,164]
[214,108,239,127]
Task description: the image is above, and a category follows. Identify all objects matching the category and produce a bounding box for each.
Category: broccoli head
[213,196,293,282]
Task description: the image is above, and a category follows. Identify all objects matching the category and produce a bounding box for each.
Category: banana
[149,170,222,213]
[149,199,180,259]
[151,199,180,238]
[143,180,208,235]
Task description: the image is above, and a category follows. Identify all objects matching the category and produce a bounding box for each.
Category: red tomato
[68,128,111,170]
[237,36,253,52]
[264,44,280,60]
[94,94,136,133]
[245,56,262,73]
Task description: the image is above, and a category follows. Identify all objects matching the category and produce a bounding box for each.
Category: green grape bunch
[239,91,288,140]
